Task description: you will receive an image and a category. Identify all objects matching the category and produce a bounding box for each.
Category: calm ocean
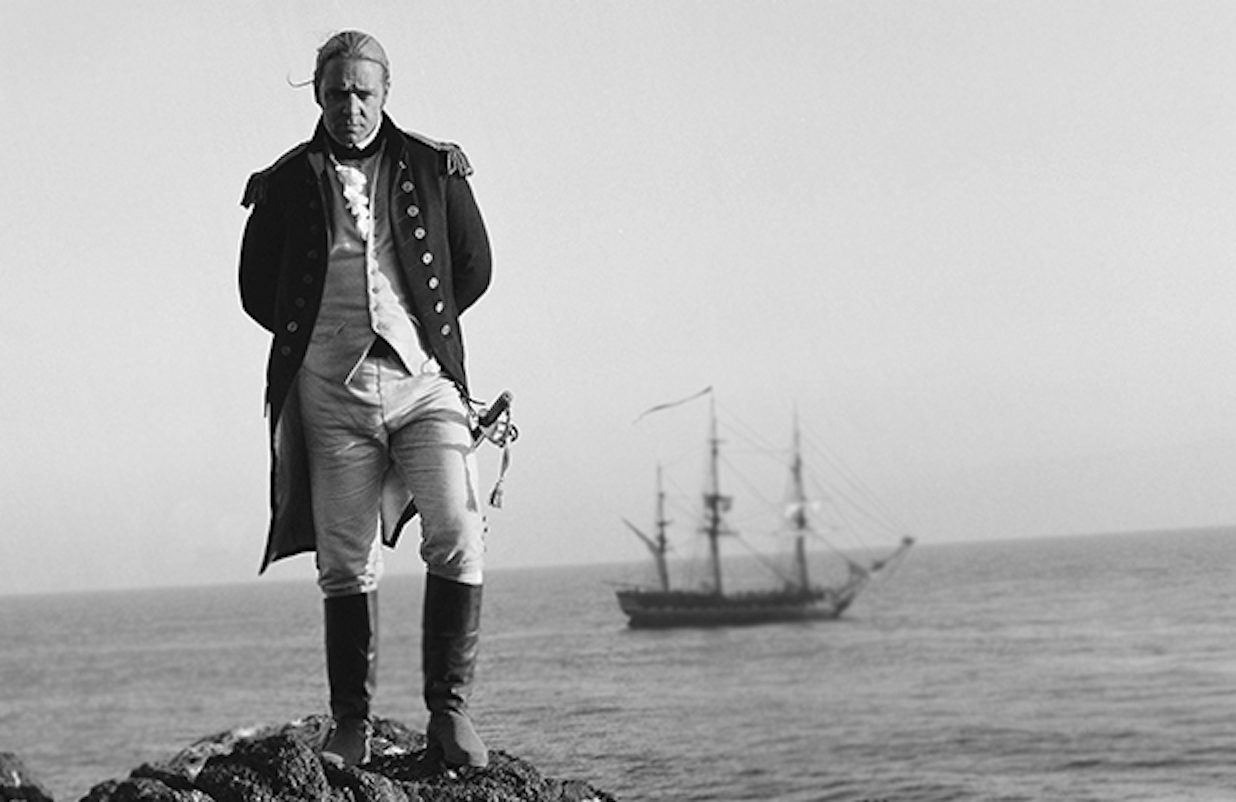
[1,526,1234,801]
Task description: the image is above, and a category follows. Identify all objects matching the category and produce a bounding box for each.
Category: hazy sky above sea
[1,0,1234,595]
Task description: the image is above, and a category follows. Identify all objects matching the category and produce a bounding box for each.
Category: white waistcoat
[302,150,436,384]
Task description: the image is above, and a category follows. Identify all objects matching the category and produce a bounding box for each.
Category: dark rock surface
[3,717,615,802]
[0,752,55,802]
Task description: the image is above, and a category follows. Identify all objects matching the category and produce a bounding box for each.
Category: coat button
[294,297,305,308]
[428,276,440,289]
[406,205,419,217]
[307,250,318,260]
[402,181,414,193]
[434,300,445,313]
[280,345,291,356]
[286,321,299,333]
[303,274,314,284]
[422,252,433,265]
[440,323,452,336]
[414,227,426,239]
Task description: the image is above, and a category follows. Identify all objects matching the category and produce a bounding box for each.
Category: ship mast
[702,394,728,595]
[652,464,670,591]
[788,410,812,591]
[622,463,671,592]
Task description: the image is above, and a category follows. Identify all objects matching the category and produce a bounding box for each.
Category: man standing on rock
[239,30,493,769]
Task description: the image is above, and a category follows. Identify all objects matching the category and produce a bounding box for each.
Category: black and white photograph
[1,2,1234,800]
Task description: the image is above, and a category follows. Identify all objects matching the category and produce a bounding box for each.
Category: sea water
[1,526,1234,801]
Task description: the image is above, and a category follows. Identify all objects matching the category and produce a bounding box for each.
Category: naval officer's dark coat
[239,114,492,571]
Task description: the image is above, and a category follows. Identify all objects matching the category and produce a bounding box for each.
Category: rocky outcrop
[0,752,54,802]
[3,717,615,802]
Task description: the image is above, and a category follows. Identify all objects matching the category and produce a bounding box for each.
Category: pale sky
[2,0,1234,596]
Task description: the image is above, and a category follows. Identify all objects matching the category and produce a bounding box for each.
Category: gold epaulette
[241,141,309,208]
[404,130,474,178]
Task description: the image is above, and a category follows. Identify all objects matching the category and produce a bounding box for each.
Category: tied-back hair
[313,30,390,91]
[283,30,391,95]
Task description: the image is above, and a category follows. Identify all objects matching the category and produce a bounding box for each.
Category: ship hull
[615,586,857,629]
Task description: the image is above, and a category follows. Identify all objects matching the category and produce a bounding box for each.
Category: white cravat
[333,162,373,240]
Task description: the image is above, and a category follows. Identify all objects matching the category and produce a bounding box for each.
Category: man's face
[316,58,388,148]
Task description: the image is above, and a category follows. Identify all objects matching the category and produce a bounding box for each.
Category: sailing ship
[616,392,914,628]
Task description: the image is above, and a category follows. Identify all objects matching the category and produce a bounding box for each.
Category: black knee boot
[422,574,488,768]
[323,592,378,766]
